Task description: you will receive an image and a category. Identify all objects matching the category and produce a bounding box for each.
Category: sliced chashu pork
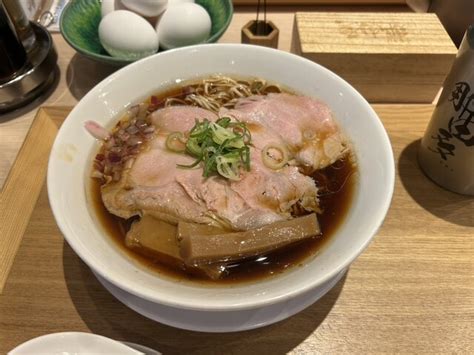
[101,105,319,230]
[102,106,216,223]
[220,93,348,172]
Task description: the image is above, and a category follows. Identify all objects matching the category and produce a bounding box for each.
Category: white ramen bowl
[48,44,394,314]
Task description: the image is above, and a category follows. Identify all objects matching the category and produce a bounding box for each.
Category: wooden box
[292,12,458,103]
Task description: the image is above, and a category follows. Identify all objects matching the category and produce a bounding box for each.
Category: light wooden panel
[293,12,457,102]
[0,108,59,293]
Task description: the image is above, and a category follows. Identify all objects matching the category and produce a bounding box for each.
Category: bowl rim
[48,43,395,311]
[59,0,234,66]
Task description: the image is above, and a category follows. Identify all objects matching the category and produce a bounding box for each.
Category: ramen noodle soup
[86,76,357,283]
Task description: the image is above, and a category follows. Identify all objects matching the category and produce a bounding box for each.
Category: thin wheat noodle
[165,76,281,112]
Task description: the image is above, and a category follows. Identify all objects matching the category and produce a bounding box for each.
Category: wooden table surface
[1,4,473,354]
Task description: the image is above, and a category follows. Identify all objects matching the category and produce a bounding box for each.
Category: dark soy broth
[89,82,358,284]
[90,156,356,284]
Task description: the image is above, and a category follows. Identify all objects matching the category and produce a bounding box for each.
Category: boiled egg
[99,10,159,60]
[168,0,195,4]
[101,0,115,17]
[100,0,126,18]
[121,0,168,17]
[157,3,211,50]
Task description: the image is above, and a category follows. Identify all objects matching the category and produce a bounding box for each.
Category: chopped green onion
[216,116,231,127]
[186,137,202,156]
[262,143,289,170]
[166,132,186,153]
[166,117,252,180]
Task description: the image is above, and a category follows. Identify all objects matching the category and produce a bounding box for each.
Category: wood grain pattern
[0,106,472,354]
[293,12,457,102]
[295,13,455,54]
[0,109,59,293]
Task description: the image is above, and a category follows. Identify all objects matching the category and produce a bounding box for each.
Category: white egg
[157,3,211,50]
[99,10,159,60]
[101,0,115,17]
[100,0,126,18]
[168,0,194,5]
[121,0,168,17]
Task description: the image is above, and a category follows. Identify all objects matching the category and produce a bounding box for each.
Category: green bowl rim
[59,0,234,65]
[206,0,233,43]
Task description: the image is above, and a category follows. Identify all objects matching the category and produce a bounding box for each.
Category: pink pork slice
[101,105,320,230]
[220,93,348,172]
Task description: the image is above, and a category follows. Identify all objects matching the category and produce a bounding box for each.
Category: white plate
[123,342,161,355]
[8,332,157,355]
[93,268,346,332]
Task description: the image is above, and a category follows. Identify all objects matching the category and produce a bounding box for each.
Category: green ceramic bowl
[60,0,233,66]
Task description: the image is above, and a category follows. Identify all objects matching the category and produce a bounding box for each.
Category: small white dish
[93,269,346,332]
[8,332,157,355]
[123,342,162,355]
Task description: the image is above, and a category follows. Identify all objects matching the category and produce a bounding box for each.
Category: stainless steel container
[0,0,57,112]
[2,0,36,51]
[418,26,474,195]
[0,0,27,84]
